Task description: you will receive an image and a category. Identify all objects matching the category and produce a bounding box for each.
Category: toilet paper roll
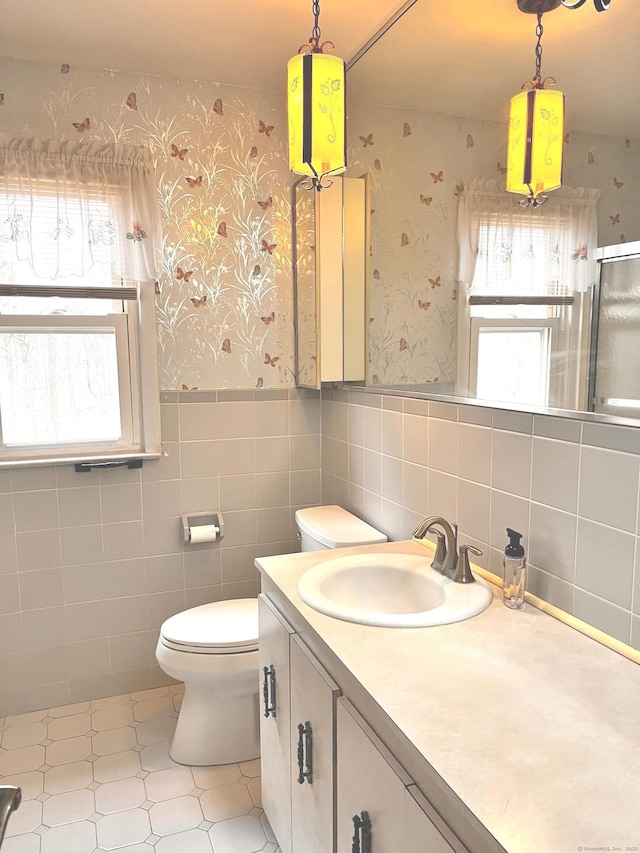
[189,524,219,544]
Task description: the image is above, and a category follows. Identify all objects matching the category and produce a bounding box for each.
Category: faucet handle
[453,544,483,584]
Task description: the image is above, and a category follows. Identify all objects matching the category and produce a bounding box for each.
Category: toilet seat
[160,599,259,655]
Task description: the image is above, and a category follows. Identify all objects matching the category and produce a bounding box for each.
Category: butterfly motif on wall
[60,64,70,74]
[419,194,432,206]
[429,276,441,289]
[497,162,507,175]
[360,133,374,147]
[401,233,409,247]
[126,92,137,110]
[258,120,274,137]
[613,177,624,189]
[72,117,91,133]
[403,122,411,137]
[261,312,276,325]
[399,338,408,352]
[176,267,193,282]
[466,134,474,148]
[249,146,258,159]
[217,222,228,237]
[610,213,621,225]
[261,239,276,255]
[181,384,199,390]
[190,296,207,307]
[258,197,273,210]
[154,281,161,295]
[171,144,188,160]
[186,175,203,187]
[431,170,443,183]
[369,317,375,325]
[256,377,264,388]
[417,300,431,311]
[221,338,232,353]
[373,269,380,280]
[264,353,280,366]
[213,98,223,115]
[374,159,381,171]
[454,183,463,197]
[253,264,261,277]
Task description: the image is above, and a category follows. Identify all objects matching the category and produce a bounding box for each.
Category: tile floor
[0,685,281,853]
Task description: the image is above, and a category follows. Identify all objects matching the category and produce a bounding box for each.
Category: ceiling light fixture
[560,0,611,10]
[287,0,347,191]
[507,1,565,207]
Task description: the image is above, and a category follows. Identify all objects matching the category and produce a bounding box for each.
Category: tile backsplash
[0,391,321,716]
[321,388,640,653]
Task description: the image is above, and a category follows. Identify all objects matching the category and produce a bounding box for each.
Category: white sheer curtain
[456,179,600,298]
[0,135,162,285]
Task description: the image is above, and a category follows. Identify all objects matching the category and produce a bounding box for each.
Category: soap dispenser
[503,528,526,609]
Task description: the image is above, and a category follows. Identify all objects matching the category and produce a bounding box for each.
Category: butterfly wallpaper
[0,57,294,391]
[346,101,639,389]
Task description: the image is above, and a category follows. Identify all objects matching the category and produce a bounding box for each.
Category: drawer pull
[262,665,276,717]
[297,721,313,784]
[352,811,371,853]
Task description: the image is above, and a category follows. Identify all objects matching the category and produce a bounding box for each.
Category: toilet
[156,598,260,766]
[155,505,386,767]
[295,504,388,552]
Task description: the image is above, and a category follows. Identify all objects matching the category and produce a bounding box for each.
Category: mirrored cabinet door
[293,175,368,389]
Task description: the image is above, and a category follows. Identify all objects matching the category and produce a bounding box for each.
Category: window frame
[0,282,161,468]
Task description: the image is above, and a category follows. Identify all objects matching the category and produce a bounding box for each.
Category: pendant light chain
[534,12,544,80]
[311,0,321,41]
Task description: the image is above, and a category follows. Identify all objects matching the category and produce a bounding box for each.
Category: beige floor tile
[155,827,213,853]
[4,800,42,838]
[92,727,137,756]
[3,710,47,728]
[42,788,95,827]
[0,745,45,776]
[44,761,93,795]
[1,832,41,852]
[192,763,241,790]
[91,705,134,732]
[0,770,44,800]
[96,807,151,850]
[208,814,268,853]
[40,820,96,853]
[135,718,176,747]
[132,696,175,723]
[143,765,195,802]
[92,750,141,783]
[139,742,176,772]
[2,723,48,751]
[200,782,254,823]
[45,736,91,767]
[95,777,146,814]
[148,794,203,835]
[47,701,90,719]
[47,713,92,742]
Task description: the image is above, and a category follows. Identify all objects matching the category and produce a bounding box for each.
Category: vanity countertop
[256,539,640,853]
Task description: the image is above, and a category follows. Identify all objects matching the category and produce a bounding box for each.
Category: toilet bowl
[155,598,259,766]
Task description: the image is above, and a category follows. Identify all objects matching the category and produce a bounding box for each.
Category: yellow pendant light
[507,4,565,207]
[288,0,346,191]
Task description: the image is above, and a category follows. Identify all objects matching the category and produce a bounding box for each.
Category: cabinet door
[404,785,457,853]
[258,594,294,853]
[290,635,341,853]
[336,698,409,853]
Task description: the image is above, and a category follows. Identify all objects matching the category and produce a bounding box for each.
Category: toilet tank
[295,505,387,552]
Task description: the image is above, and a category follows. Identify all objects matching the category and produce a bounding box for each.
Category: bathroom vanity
[256,539,640,853]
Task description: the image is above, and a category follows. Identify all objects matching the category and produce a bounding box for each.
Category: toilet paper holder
[182,512,225,544]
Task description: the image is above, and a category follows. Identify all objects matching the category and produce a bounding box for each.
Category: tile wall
[321,388,640,652]
[0,390,321,717]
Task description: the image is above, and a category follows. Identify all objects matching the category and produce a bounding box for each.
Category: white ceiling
[0,0,637,138]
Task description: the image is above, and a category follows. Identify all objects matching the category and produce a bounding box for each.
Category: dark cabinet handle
[296,721,313,784]
[262,665,276,717]
[352,811,371,853]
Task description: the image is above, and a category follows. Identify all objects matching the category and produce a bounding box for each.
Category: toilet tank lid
[295,505,387,549]
[160,598,258,650]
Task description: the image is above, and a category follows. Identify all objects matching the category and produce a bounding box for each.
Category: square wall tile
[181,441,219,479]
[458,424,491,486]
[526,565,574,614]
[381,456,403,506]
[381,410,403,459]
[255,437,289,473]
[65,601,108,642]
[103,521,145,563]
[16,529,61,572]
[403,462,428,516]
[184,549,221,589]
[220,475,256,511]
[290,470,322,507]
[217,402,255,439]
[574,588,631,646]
[142,444,181,482]
[19,567,64,610]
[255,400,289,437]
[528,503,576,584]
[217,439,256,476]
[531,438,579,513]
[57,487,102,528]
[12,490,59,532]
[255,472,289,509]
[428,418,458,476]
[142,481,182,520]
[578,446,639,534]
[0,533,18,574]
[575,518,635,610]
[145,554,184,593]
[491,430,532,498]
[0,574,20,615]
[290,398,320,435]
[404,415,428,468]
[457,480,490,545]
[62,562,106,604]
[362,408,382,452]
[179,402,219,441]
[100,483,143,524]
[22,605,66,648]
[427,470,457,522]
[60,525,104,567]
[290,435,321,471]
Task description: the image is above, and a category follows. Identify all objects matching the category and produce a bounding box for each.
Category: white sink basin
[297,553,493,627]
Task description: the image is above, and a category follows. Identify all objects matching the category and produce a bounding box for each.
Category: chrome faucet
[0,787,21,848]
[412,516,459,578]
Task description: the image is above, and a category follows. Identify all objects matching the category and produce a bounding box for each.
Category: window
[0,137,162,465]
[456,182,599,409]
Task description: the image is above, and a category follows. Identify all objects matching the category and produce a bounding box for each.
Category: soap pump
[503,528,526,609]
